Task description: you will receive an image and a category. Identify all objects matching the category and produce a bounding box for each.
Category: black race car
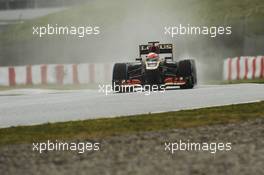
[112,41,197,92]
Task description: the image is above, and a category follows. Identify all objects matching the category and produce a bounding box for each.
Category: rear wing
[139,43,173,56]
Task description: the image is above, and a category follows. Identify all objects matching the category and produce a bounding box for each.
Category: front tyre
[112,63,128,92]
[178,59,197,89]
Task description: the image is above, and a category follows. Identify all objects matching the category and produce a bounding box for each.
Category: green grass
[0,1,127,43]
[1,0,264,42]
[0,101,263,146]
[223,78,264,84]
[207,78,264,85]
[0,84,99,91]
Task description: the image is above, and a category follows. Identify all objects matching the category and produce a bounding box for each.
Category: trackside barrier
[0,63,113,86]
[223,56,264,80]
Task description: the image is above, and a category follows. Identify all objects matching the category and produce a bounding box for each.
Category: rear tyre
[178,60,197,89]
[112,63,128,92]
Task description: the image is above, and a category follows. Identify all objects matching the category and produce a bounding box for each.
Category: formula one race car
[112,41,197,92]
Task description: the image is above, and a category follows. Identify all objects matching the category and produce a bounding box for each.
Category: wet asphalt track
[0,84,263,128]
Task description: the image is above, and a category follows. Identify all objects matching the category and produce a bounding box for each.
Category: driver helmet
[147,52,158,59]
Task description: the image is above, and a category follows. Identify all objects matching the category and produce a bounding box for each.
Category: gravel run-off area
[0,118,264,175]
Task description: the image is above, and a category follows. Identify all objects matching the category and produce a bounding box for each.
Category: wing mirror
[165,57,172,61]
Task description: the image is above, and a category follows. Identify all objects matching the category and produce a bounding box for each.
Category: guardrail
[223,56,264,80]
[0,63,113,86]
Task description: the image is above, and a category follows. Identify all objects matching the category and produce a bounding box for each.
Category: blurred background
[0,0,263,81]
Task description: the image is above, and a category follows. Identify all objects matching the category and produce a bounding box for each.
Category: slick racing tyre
[178,59,197,89]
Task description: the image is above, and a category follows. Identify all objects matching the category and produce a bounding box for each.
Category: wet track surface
[0,84,264,128]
